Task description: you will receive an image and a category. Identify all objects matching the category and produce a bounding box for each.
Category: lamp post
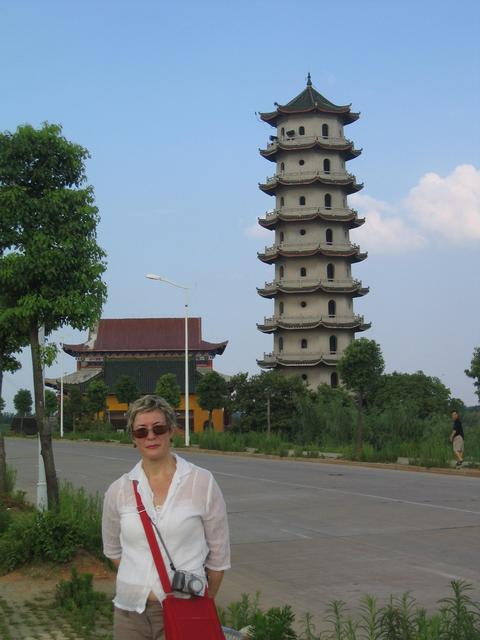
[37,325,48,510]
[146,274,190,446]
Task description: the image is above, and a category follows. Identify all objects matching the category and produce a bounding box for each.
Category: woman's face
[132,410,172,461]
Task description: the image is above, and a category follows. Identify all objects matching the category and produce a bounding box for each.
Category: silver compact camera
[171,570,205,596]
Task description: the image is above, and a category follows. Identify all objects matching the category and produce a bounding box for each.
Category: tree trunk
[355,393,364,458]
[266,394,271,437]
[0,434,6,495]
[30,324,60,510]
[208,409,213,430]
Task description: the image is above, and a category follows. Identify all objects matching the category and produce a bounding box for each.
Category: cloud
[350,194,426,254]
[406,164,480,243]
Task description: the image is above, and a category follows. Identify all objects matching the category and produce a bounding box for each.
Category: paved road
[5,438,480,625]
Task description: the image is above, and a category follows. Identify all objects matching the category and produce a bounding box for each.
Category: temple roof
[260,75,359,127]
[63,318,228,357]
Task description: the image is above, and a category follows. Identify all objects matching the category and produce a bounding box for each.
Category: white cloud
[406,164,480,243]
[351,193,426,254]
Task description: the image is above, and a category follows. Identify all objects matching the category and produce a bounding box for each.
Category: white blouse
[102,454,231,613]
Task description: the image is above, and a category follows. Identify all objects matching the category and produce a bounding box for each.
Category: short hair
[126,394,177,433]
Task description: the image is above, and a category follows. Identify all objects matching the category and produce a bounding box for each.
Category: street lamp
[146,274,191,446]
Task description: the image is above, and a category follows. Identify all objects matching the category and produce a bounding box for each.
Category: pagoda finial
[307,72,312,86]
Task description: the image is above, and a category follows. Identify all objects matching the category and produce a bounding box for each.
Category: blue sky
[1,0,479,410]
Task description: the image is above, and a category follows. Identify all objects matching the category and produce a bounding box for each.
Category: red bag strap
[132,479,172,594]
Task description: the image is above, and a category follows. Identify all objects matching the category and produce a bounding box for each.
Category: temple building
[256,75,370,388]
[49,318,228,431]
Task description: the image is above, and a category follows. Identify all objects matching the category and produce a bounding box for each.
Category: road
[4,438,480,626]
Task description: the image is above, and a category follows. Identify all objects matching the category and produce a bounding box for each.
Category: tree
[371,371,451,419]
[229,371,309,436]
[0,123,107,509]
[13,388,32,432]
[64,387,88,432]
[197,371,228,430]
[44,390,58,417]
[86,379,109,418]
[337,338,385,456]
[155,373,181,409]
[465,347,480,404]
[114,375,139,407]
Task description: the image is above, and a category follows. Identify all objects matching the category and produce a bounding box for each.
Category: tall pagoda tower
[256,75,370,388]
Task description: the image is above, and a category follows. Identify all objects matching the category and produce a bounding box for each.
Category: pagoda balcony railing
[264,135,353,149]
[260,351,342,363]
[262,206,358,220]
[260,241,360,256]
[264,170,355,184]
[261,314,364,326]
[261,277,362,291]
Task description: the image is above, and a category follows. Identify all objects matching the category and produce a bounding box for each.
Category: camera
[171,570,206,596]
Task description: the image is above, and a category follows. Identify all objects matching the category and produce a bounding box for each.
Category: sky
[1,0,479,411]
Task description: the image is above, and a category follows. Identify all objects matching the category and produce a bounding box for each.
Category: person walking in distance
[450,410,465,468]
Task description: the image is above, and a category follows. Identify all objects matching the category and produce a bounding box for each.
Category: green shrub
[0,503,11,534]
[59,482,103,558]
[55,567,112,633]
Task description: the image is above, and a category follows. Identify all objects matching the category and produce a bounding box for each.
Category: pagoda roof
[258,244,367,264]
[63,318,228,357]
[258,208,365,229]
[257,280,369,299]
[259,173,364,196]
[259,75,359,127]
[260,139,361,162]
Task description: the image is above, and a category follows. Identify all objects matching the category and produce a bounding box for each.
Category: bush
[55,567,112,633]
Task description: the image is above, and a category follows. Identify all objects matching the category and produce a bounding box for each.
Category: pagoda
[256,75,370,388]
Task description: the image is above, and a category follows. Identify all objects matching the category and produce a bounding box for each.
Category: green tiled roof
[103,358,198,394]
[260,75,359,125]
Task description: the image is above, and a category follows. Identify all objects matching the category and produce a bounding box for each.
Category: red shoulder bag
[132,480,225,640]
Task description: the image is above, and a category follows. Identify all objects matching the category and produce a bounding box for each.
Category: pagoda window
[327,263,335,281]
[322,123,329,138]
[279,301,284,315]
[323,159,331,173]
[280,196,285,207]
[279,336,284,351]
[329,335,337,353]
[279,231,284,243]
[302,374,308,382]
[279,265,284,279]
[326,228,333,244]
[299,159,305,166]
[299,126,305,135]
[328,300,336,316]
[299,196,306,206]
[324,193,332,209]
[280,161,285,172]
[300,229,306,236]
[300,267,307,277]
[301,338,308,349]
[281,127,285,137]
[330,372,338,388]
[300,301,307,308]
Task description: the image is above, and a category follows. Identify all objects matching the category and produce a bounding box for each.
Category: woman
[102,394,231,640]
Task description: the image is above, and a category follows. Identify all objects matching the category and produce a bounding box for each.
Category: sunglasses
[132,424,170,439]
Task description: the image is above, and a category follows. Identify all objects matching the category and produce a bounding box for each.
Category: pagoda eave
[259,142,362,162]
[257,317,369,333]
[257,282,369,298]
[257,355,338,368]
[258,211,365,229]
[259,176,364,195]
[259,109,359,128]
[258,247,366,264]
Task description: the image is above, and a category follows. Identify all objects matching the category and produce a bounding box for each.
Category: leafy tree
[45,390,58,417]
[0,123,107,509]
[229,371,309,437]
[337,338,385,456]
[86,379,109,418]
[197,371,229,430]
[371,371,451,420]
[14,388,32,432]
[114,375,139,407]
[465,347,480,403]
[64,387,88,432]
[155,373,181,408]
